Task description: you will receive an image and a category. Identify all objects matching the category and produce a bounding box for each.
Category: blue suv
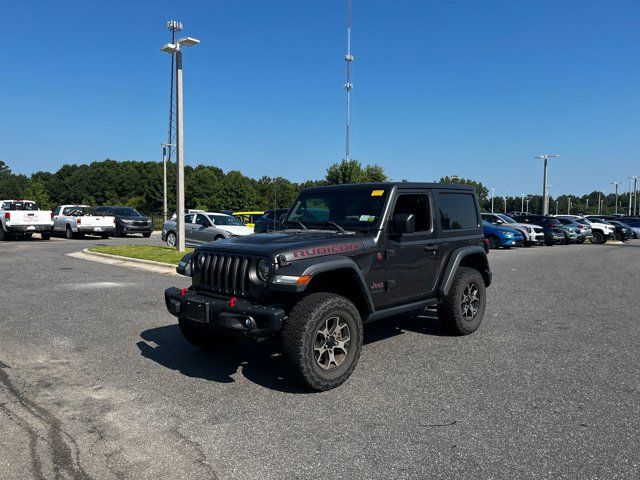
[482,220,524,249]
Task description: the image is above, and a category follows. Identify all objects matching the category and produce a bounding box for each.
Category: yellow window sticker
[371,190,384,197]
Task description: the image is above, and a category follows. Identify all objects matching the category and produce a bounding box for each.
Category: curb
[66,249,179,276]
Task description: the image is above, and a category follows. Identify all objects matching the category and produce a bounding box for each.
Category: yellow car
[232,211,264,228]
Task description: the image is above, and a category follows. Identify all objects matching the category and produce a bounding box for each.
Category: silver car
[161,212,254,247]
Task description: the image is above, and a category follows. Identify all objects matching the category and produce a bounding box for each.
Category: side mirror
[393,213,416,234]
[496,219,504,224]
[176,252,193,276]
[278,214,287,224]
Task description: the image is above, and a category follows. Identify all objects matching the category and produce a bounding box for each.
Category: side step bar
[364,298,439,323]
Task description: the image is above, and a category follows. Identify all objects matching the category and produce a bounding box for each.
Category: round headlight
[256,258,273,282]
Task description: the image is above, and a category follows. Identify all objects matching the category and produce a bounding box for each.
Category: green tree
[439,176,489,202]
[23,178,52,209]
[325,160,388,184]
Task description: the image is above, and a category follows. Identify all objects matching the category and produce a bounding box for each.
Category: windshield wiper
[318,221,356,235]
[285,219,307,230]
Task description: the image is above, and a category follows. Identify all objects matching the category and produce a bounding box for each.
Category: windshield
[286,187,387,231]
[621,218,640,227]
[114,207,141,216]
[208,215,245,226]
[496,214,516,224]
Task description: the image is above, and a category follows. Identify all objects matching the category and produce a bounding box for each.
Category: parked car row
[0,199,153,241]
[480,212,638,249]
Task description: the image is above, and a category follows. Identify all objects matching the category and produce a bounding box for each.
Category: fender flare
[439,245,490,297]
[300,257,375,314]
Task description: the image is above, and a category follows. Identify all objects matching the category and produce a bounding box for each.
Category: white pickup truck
[0,200,53,240]
[53,205,116,239]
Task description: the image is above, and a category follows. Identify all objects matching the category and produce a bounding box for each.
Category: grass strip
[88,245,193,265]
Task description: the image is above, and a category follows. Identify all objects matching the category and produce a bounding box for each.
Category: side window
[438,193,478,231]
[53,206,61,216]
[184,214,194,224]
[391,194,431,232]
[195,214,209,226]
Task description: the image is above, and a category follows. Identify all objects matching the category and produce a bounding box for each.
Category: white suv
[557,215,614,244]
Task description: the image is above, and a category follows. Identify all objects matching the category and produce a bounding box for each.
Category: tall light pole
[597,192,601,214]
[567,197,571,215]
[535,154,560,215]
[546,184,552,215]
[166,20,183,165]
[629,178,634,215]
[503,197,507,213]
[344,0,354,162]
[490,187,495,213]
[161,36,200,252]
[525,198,530,213]
[161,143,175,223]
[520,194,525,213]
[611,181,621,215]
[632,176,639,216]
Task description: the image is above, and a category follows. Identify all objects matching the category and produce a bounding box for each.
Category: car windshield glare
[496,214,516,224]
[285,188,387,230]
[208,215,244,226]
[114,207,141,216]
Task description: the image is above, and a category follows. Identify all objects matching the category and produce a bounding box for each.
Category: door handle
[424,245,439,252]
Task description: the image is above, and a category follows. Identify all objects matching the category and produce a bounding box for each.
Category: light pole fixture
[535,154,560,215]
[611,181,622,215]
[160,35,200,252]
[630,176,639,216]
[161,143,175,224]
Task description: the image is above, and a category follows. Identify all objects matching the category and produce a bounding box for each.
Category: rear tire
[143,232,152,238]
[487,235,500,250]
[438,267,486,336]
[282,293,363,391]
[41,232,51,240]
[100,234,109,240]
[65,225,74,240]
[178,319,237,351]
[0,227,6,241]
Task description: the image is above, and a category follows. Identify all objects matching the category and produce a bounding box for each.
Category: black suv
[93,206,153,237]
[253,208,289,233]
[165,183,491,390]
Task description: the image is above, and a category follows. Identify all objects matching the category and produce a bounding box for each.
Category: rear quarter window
[438,193,479,231]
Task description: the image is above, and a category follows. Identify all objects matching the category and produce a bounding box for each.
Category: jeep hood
[198,230,366,261]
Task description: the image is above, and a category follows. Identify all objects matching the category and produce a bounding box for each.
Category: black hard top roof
[303,182,476,193]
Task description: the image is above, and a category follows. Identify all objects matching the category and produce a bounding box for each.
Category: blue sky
[2,0,639,196]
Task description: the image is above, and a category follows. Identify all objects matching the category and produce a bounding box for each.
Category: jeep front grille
[193,252,254,297]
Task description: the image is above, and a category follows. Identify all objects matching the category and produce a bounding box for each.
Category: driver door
[191,214,214,245]
[385,192,440,305]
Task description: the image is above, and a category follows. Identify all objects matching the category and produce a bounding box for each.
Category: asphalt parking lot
[1,236,639,479]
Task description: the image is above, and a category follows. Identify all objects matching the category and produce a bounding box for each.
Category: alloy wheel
[461,283,480,321]
[167,233,177,247]
[314,316,351,371]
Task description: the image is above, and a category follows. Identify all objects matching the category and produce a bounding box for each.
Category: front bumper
[499,236,523,247]
[5,224,52,233]
[164,287,285,338]
[120,223,152,234]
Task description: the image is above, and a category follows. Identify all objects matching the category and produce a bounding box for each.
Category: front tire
[179,319,237,351]
[438,267,486,335]
[166,232,177,247]
[282,293,363,391]
[591,231,605,244]
[143,232,152,238]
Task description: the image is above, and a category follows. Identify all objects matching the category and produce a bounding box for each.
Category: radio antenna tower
[166,19,183,163]
[344,0,354,162]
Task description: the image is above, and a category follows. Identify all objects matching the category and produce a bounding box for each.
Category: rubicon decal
[292,243,360,258]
